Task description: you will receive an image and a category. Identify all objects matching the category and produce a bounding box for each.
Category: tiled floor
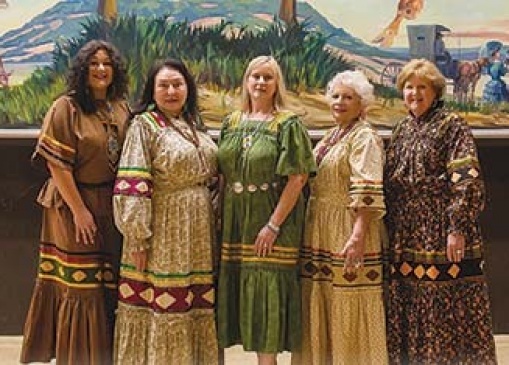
[1,336,508,364]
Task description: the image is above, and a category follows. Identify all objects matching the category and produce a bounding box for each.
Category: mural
[0,0,508,130]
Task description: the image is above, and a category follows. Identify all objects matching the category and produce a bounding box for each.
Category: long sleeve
[348,126,385,219]
[113,115,154,253]
[445,116,485,236]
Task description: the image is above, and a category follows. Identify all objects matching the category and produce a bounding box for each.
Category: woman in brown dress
[384,59,497,364]
[21,40,130,365]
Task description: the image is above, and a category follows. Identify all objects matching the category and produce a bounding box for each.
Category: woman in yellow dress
[293,70,388,365]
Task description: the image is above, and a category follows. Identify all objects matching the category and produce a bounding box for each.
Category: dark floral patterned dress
[384,101,497,365]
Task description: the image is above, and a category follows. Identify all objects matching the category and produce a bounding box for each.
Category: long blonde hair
[240,55,288,112]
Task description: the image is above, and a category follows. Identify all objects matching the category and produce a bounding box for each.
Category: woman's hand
[73,207,97,245]
[254,225,278,257]
[340,236,365,274]
[131,249,148,272]
[447,232,466,263]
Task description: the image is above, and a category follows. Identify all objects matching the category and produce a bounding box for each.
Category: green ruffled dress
[217,110,316,353]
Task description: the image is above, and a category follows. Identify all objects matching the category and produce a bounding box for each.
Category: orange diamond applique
[426,265,440,280]
[448,264,460,278]
[72,270,87,282]
[400,262,413,276]
[414,265,425,279]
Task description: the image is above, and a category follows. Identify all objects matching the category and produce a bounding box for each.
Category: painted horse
[453,58,488,104]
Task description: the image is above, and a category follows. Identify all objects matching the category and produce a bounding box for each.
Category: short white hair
[326,70,375,107]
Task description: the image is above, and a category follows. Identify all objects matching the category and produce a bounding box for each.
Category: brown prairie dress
[384,103,497,365]
[20,96,130,365]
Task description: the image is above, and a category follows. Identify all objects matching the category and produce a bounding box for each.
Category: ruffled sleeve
[276,114,316,177]
[32,96,78,172]
[444,115,485,236]
[347,125,385,218]
[113,114,155,253]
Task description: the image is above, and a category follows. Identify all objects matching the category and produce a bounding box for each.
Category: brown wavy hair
[67,40,128,114]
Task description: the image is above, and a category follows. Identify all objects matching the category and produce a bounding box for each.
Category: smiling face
[87,49,113,99]
[328,84,363,126]
[402,75,437,118]
[153,66,188,117]
[246,63,277,106]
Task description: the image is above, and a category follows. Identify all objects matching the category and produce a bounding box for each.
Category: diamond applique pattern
[448,264,460,278]
[414,265,425,279]
[40,261,54,272]
[155,292,175,309]
[139,288,155,303]
[119,283,135,298]
[426,265,440,280]
[72,270,87,282]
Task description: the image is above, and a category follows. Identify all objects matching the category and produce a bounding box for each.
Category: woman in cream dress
[113,59,218,365]
[293,70,388,365]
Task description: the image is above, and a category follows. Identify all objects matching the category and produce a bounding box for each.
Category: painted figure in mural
[216,55,316,365]
[112,58,218,365]
[292,70,388,365]
[20,39,130,365]
[453,57,489,104]
[0,56,12,88]
[482,42,508,103]
[372,0,425,47]
[384,59,497,365]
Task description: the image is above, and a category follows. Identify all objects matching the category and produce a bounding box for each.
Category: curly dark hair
[133,58,205,130]
[67,40,128,114]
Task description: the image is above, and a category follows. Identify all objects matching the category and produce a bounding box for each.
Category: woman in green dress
[217,56,316,365]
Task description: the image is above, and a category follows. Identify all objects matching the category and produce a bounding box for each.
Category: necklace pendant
[242,135,253,150]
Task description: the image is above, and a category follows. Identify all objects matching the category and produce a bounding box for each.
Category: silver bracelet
[266,221,280,235]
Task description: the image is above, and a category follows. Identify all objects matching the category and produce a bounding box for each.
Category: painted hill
[0,0,400,63]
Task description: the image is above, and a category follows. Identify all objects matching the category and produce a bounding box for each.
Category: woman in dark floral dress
[384,59,497,365]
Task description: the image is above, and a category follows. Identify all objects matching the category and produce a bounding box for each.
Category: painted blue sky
[1,0,508,48]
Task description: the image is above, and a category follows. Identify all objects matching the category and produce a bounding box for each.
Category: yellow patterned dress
[293,120,388,365]
[112,111,218,365]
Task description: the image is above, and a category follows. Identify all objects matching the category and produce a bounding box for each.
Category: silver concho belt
[228,181,279,194]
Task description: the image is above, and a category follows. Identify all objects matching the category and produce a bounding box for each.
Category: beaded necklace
[315,121,356,166]
[95,100,120,173]
[240,112,273,151]
[152,110,210,175]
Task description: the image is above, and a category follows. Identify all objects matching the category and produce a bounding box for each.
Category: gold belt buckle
[232,182,244,194]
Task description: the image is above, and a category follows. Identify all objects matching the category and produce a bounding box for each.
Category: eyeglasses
[89,61,113,70]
